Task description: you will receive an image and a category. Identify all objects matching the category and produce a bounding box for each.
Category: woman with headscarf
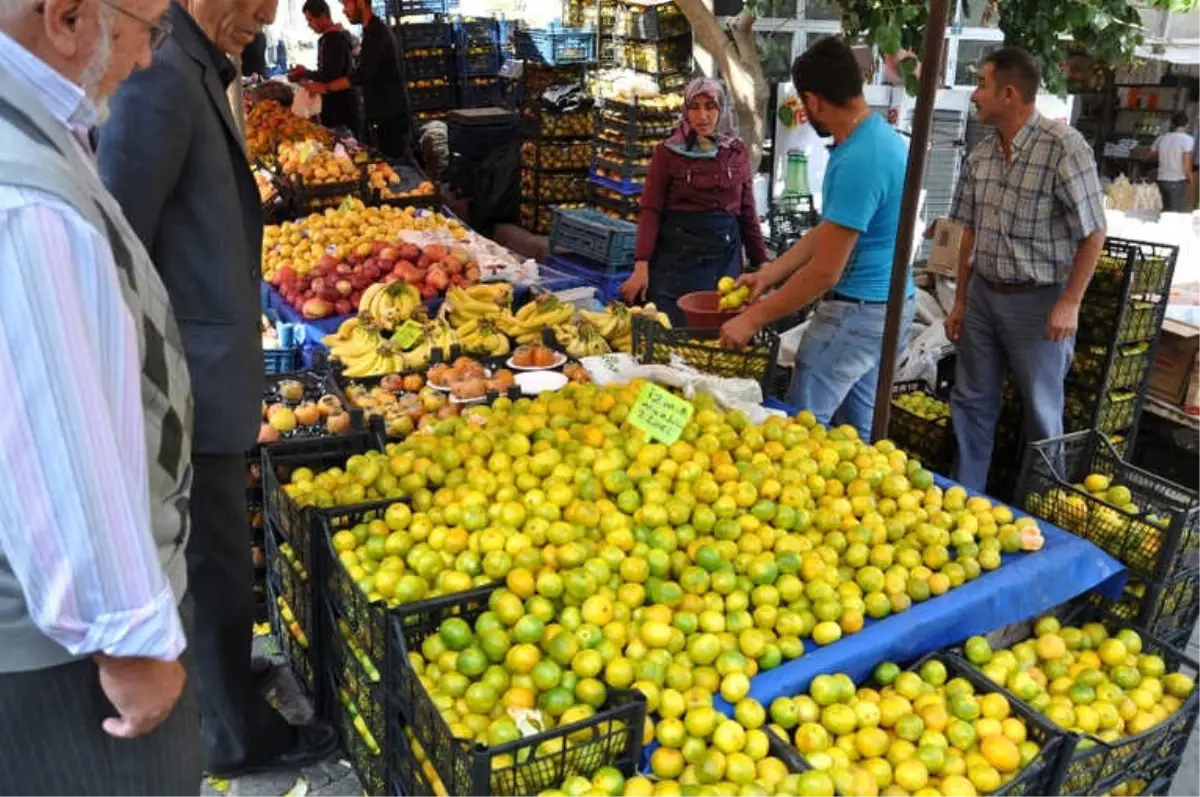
[619,78,768,326]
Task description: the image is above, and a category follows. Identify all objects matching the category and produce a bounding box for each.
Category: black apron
[648,210,741,327]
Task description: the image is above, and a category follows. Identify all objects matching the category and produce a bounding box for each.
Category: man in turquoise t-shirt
[721,36,915,441]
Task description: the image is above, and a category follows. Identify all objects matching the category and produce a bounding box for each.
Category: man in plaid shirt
[945,47,1106,491]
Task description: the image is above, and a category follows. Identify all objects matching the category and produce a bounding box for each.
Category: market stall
[246,44,1199,797]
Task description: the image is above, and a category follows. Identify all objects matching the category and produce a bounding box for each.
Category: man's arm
[741,220,859,328]
[1185,150,1195,185]
[0,200,185,661]
[96,59,193,256]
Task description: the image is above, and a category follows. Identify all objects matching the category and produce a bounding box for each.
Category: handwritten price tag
[629,383,694,445]
[391,320,424,351]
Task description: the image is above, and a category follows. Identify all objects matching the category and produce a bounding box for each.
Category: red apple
[398,243,421,262]
[315,254,338,271]
[349,290,363,306]
[319,285,340,302]
[349,272,372,290]
[335,279,353,297]
[382,273,400,284]
[419,284,437,299]
[379,246,398,261]
[372,241,388,256]
[363,264,382,282]
[334,299,353,316]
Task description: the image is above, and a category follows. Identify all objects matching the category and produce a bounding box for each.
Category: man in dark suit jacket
[97,0,335,778]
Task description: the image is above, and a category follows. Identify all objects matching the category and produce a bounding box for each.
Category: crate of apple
[271,241,481,320]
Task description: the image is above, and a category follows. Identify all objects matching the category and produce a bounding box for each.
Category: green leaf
[777,104,795,127]
[904,73,921,95]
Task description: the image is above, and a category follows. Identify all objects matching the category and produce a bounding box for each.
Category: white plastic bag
[291,86,321,119]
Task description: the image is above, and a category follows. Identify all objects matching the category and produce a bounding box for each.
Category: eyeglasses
[98,0,173,50]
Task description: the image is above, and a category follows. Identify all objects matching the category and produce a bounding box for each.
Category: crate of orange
[387,582,648,796]
[774,652,1069,797]
[950,594,1199,796]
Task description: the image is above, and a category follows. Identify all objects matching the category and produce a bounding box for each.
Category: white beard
[79,8,113,118]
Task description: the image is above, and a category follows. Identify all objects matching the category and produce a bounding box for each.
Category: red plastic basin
[678,290,742,329]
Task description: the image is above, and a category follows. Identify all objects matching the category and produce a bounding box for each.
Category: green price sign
[629,383,694,445]
[391,319,424,351]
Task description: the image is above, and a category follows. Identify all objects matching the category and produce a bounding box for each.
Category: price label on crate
[392,320,425,351]
[629,382,693,444]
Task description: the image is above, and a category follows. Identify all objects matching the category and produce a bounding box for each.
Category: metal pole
[870,0,951,442]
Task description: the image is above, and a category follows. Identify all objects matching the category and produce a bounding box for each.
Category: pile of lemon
[770,659,1043,797]
[284,382,1043,664]
[963,615,1195,742]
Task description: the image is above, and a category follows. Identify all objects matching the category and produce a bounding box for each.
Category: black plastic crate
[521,200,586,235]
[265,521,313,644]
[1069,341,1154,393]
[325,662,388,795]
[521,138,592,170]
[388,585,648,796]
[453,15,500,46]
[1079,298,1167,346]
[1088,238,1179,299]
[632,315,779,395]
[784,651,1068,796]
[591,144,652,177]
[388,0,449,21]
[456,45,501,75]
[457,76,504,107]
[613,0,689,40]
[954,597,1200,796]
[402,48,454,80]
[767,194,820,253]
[267,571,316,696]
[521,169,590,204]
[1094,565,1200,651]
[589,184,640,221]
[888,379,955,474]
[1017,430,1200,610]
[1065,386,1139,433]
[287,169,368,211]
[264,347,302,374]
[613,34,691,73]
[408,83,456,112]
[390,723,439,797]
[514,24,597,65]
[261,432,384,578]
[322,599,386,754]
[521,106,596,140]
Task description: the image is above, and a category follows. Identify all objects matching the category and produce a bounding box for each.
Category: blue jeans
[789,297,916,442]
[950,275,1073,491]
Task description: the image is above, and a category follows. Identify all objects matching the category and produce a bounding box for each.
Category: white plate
[450,394,488,405]
[514,370,569,396]
[507,351,567,371]
[428,381,452,392]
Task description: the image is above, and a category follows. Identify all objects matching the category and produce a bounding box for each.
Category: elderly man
[945,47,1105,491]
[97,0,336,778]
[0,0,200,792]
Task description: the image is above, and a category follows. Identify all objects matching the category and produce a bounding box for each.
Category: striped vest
[0,66,194,672]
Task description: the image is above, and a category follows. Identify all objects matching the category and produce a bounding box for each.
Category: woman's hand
[621,260,650,304]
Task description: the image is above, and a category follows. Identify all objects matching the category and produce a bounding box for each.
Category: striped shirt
[0,31,185,660]
[950,112,1105,285]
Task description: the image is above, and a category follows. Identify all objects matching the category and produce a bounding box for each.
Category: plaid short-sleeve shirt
[950,112,1105,285]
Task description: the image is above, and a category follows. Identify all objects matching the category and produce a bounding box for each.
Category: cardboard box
[1149,318,1200,413]
[925,219,965,278]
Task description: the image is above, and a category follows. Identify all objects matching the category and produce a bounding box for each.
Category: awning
[1136,40,1200,64]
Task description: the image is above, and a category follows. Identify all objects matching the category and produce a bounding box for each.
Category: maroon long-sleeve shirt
[634,138,769,266]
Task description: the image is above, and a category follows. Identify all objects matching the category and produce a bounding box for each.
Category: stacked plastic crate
[447,106,518,200]
[395,20,457,121]
[453,17,504,108]
[612,0,691,93]
[914,107,967,261]
[588,95,676,223]
[565,0,618,65]
[517,63,595,234]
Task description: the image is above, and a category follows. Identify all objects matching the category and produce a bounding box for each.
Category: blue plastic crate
[408,83,456,111]
[588,167,644,196]
[550,207,637,267]
[547,254,632,303]
[387,0,447,17]
[456,46,502,76]
[514,24,596,65]
[537,263,590,294]
[453,16,499,47]
[457,77,503,107]
[264,347,301,374]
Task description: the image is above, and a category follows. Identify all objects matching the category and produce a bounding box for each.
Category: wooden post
[870,0,951,442]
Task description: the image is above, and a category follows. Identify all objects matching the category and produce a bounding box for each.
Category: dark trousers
[0,600,202,795]
[1158,179,1190,213]
[369,114,410,159]
[187,454,289,771]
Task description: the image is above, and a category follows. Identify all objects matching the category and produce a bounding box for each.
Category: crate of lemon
[275,381,1051,790]
[764,653,1068,796]
[955,598,1199,796]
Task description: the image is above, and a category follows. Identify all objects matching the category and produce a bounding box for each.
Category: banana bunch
[556,320,611,359]
[359,281,421,331]
[426,317,459,353]
[459,318,511,357]
[496,295,575,345]
[632,301,672,330]
[401,340,432,372]
[444,284,512,327]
